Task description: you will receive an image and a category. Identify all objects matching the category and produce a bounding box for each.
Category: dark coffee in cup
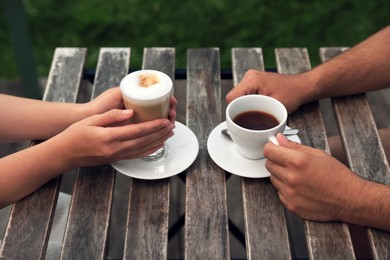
[233,110,279,130]
[226,95,287,159]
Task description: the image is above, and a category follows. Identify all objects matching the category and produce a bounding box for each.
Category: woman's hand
[51,109,175,169]
[168,95,178,123]
[85,87,178,123]
[86,87,125,115]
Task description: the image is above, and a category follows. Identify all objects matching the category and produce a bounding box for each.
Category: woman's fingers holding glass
[113,126,175,160]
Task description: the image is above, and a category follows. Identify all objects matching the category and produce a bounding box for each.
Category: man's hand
[226,70,313,114]
[264,134,365,222]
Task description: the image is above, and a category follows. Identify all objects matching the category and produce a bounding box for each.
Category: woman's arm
[0,87,124,142]
[0,87,178,208]
[0,109,175,208]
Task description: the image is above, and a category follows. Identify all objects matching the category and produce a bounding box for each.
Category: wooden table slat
[321,47,390,260]
[60,48,130,259]
[43,48,86,103]
[92,47,130,98]
[0,48,86,259]
[185,48,230,259]
[232,48,292,259]
[123,47,174,260]
[276,48,355,259]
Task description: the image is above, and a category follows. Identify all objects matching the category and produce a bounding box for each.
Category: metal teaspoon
[221,128,299,140]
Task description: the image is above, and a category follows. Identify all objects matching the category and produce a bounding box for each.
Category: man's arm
[306,25,390,102]
[344,180,390,231]
[226,26,390,113]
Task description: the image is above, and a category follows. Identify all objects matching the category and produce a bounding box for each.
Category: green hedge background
[1,0,389,79]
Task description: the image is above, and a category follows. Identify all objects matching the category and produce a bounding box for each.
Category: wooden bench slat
[321,47,390,260]
[0,48,86,259]
[123,47,174,260]
[185,48,230,259]
[232,48,292,259]
[276,48,355,259]
[60,48,130,259]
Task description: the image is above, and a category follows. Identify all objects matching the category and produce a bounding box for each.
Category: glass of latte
[120,70,173,161]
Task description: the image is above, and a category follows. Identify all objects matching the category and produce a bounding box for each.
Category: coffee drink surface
[233,110,279,131]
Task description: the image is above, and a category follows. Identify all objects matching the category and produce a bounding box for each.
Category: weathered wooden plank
[231,48,292,259]
[123,48,174,260]
[276,48,355,259]
[142,47,176,76]
[92,48,131,97]
[232,48,264,77]
[185,48,230,259]
[321,47,390,260]
[124,180,170,259]
[60,48,130,259]
[0,48,86,259]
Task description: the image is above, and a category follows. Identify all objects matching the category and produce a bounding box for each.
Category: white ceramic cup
[226,95,287,160]
[120,69,173,161]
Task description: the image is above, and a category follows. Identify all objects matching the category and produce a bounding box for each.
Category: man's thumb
[276,133,302,150]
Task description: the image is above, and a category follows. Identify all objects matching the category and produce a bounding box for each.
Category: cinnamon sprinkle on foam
[138,74,160,88]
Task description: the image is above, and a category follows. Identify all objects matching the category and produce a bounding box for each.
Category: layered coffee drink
[120,70,173,123]
[120,70,173,161]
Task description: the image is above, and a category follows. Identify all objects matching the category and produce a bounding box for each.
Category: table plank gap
[185,48,230,259]
[321,47,390,260]
[276,47,355,259]
[0,47,86,259]
[61,48,130,260]
[123,47,174,260]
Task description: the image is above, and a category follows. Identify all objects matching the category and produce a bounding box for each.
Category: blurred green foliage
[1,0,389,79]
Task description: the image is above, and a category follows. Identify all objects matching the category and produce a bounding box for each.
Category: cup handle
[268,136,279,145]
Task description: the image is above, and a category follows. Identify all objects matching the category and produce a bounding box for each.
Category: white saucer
[207,122,301,178]
[111,121,199,180]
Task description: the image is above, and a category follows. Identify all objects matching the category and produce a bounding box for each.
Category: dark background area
[1,0,389,81]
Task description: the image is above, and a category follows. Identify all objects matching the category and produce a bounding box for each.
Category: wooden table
[1,47,390,259]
